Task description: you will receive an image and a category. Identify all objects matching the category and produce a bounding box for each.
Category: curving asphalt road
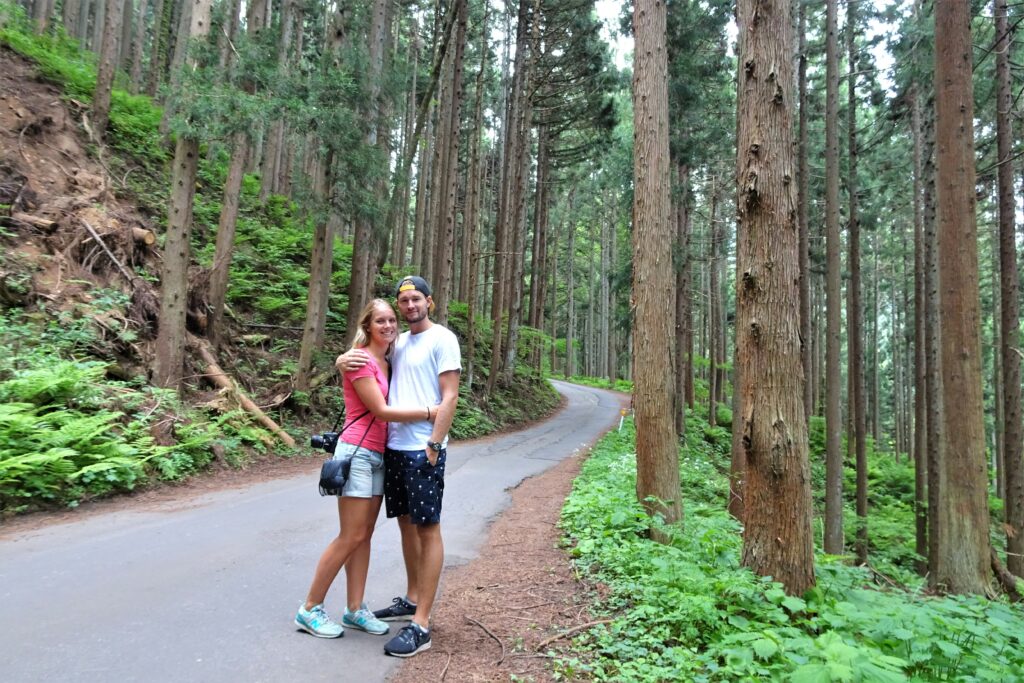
[0,380,625,682]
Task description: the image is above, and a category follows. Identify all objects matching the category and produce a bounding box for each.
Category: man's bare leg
[397,514,422,603]
[411,522,443,630]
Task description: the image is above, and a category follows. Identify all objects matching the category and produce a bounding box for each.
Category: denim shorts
[383,448,446,525]
[333,442,384,498]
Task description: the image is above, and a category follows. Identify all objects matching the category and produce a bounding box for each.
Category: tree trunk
[486,0,531,396]
[154,0,213,390]
[119,0,134,71]
[62,0,82,41]
[608,208,619,381]
[295,153,335,393]
[797,0,812,421]
[528,127,549,329]
[146,0,171,97]
[632,0,682,537]
[823,0,844,556]
[847,0,868,566]
[674,163,691,436]
[735,0,814,594]
[207,130,247,350]
[932,0,992,594]
[92,0,125,143]
[995,0,1023,578]
[501,0,540,385]
[912,86,929,576]
[708,177,720,428]
[460,11,488,304]
[566,198,576,378]
[599,193,611,379]
[128,0,149,91]
[430,0,468,325]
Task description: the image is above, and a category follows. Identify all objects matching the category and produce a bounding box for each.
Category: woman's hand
[335,349,371,373]
[427,404,442,423]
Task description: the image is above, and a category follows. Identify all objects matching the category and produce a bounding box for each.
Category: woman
[295,299,438,639]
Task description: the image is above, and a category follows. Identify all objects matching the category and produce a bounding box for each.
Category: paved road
[0,380,624,682]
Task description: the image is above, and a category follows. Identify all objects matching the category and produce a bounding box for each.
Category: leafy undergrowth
[561,374,633,393]
[558,416,1024,682]
[0,309,274,514]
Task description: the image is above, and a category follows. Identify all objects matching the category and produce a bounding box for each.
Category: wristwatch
[427,440,443,452]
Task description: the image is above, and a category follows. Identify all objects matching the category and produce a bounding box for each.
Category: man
[338,275,460,658]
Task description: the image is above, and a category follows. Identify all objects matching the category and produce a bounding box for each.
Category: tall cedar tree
[823,0,844,555]
[735,0,815,594]
[91,0,124,142]
[632,0,682,535]
[847,0,868,566]
[154,0,213,389]
[932,0,991,594]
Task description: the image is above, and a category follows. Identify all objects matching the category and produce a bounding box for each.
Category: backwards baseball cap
[395,275,432,297]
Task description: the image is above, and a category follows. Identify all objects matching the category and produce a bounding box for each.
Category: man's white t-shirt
[387,324,461,450]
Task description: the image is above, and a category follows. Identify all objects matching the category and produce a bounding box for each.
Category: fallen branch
[79,217,135,283]
[865,562,907,591]
[991,547,1023,602]
[192,338,296,448]
[466,616,505,665]
[10,212,56,230]
[241,322,305,331]
[535,619,613,651]
[439,650,452,682]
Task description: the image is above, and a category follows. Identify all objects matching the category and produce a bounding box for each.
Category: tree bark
[708,176,720,428]
[911,85,928,575]
[128,0,149,91]
[847,0,868,566]
[823,0,844,556]
[797,0,812,421]
[995,0,1023,578]
[932,0,992,594]
[153,0,212,391]
[674,163,691,436]
[92,0,125,143]
[735,0,814,594]
[430,0,468,325]
[633,0,682,537]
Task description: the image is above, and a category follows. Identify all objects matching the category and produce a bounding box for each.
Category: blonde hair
[351,299,396,354]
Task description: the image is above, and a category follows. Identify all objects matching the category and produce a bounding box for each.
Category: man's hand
[335,348,371,373]
[425,446,439,467]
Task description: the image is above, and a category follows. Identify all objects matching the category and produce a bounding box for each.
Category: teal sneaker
[343,604,390,635]
[295,603,344,638]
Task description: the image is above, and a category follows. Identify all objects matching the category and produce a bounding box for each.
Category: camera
[311,431,340,453]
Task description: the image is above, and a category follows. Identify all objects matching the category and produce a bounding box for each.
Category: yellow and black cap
[395,275,432,297]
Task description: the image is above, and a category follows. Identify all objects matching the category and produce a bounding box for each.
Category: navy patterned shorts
[383,448,446,525]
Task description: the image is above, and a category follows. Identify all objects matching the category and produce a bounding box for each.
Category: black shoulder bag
[317,409,376,496]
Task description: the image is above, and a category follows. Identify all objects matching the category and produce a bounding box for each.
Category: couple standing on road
[294,275,461,658]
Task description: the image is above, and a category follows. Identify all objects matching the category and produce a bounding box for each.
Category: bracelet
[426,406,431,420]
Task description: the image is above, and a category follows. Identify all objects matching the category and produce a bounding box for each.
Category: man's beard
[403,308,427,324]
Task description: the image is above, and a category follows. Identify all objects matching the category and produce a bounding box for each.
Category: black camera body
[311,431,340,453]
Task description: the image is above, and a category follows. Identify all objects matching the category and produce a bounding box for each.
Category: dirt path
[393,425,618,682]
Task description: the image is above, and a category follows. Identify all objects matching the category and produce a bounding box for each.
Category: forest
[2,0,1024,678]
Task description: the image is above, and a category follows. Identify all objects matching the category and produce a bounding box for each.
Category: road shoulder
[392,437,605,681]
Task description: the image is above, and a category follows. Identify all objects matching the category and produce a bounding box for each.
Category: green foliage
[563,374,633,393]
[558,415,1024,681]
[0,310,275,512]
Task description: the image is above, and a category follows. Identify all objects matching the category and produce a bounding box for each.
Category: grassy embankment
[556,382,1023,681]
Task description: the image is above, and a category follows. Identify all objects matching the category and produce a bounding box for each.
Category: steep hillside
[0,44,558,515]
